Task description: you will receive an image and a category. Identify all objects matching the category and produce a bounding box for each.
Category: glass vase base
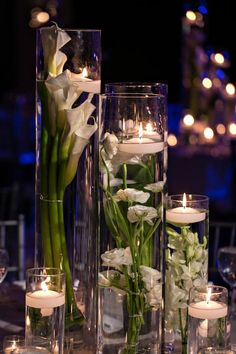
[99,338,160,354]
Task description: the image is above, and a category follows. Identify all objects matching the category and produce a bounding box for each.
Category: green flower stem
[48,132,62,268]
[57,156,84,321]
[123,163,127,189]
[38,82,53,266]
[40,128,53,267]
[179,308,188,354]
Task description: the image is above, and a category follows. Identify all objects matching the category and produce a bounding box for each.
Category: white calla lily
[114,188,150,204]
[65,119,97,187]
[40,24,71,77]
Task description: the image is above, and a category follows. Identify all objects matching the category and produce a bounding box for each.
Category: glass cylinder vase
[98,87,168,354]
[35,25,101,352]
[165,194,209,354]
[188,285,229,354]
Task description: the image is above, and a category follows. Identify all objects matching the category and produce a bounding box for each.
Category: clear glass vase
[165,194,209,354]
[35,25,101,352]
[98,85,168,354]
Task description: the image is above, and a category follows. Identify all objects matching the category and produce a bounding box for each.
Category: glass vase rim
[39,27,101,33]
[192,284,228,293]
[101,92,166,99]
[26,267,65,276]
[167,194,209,203]
[105,82,168,88]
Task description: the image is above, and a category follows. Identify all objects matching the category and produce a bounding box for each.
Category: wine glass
[0,247,9,289]
[217,246,236,318]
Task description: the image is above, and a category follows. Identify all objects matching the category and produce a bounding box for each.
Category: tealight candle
[166,193,206,224]
[188,286,229,354]
[71,70,101,93]
[189,300,227,320]
[25,268,65,353]
[119,122,164,154]
[3,335,25,354]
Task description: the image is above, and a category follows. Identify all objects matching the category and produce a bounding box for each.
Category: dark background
[1,0,236,103]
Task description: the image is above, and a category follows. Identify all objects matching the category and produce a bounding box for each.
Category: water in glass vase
[25,293,65,353]
[99,151,164,354]
[165,194,209,354]
[98,88,167,354]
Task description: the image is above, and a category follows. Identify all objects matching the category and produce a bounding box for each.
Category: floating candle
[166,193,206,224]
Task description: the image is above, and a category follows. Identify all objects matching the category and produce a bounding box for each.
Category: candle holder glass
[25,267,65,353]
[164,194,209,354]
[3,335,25,354]
[98,88,167,354]
[35,25,101,351]
[188,285,229,354]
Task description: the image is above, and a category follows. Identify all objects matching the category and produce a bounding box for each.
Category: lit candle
[189,288,228,320]
[71,67,101,93]
[119,122,164,154]
[26,278,65,317]
[166,193,206,224]
[4,340,17,354]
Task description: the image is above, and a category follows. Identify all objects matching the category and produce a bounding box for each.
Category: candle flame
[146,122,153,133]
[206,287,212,303]
[138,122,143,143]
[81,67,88,78]
[26,315,31,327]
[183,193,187,209]
[41,276,51,291]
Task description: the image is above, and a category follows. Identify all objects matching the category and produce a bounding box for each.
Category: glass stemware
[217,246,236,318]
[0,247,9,284]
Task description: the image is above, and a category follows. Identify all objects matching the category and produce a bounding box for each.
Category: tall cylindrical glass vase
[98,86,167,354]
[35,25,101,352]
[165,194,209,354]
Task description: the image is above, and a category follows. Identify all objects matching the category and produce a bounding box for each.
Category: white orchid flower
[186,231,195,245]
[101,247,133,269]
[140,266,161,291]
[127,205,158,225]
[189,260,202,275]
[144,181,164,193]
[40,24,71,76]
[146,284,162,309]
[114,188,150,204]
[103,132,119,159]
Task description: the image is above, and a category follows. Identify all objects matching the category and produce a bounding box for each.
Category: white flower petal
[101,247,133,269]
[114,188,150,204]
[127,205,158,225]
[103,133,119,159]
[144,181,164,193]
[65,98,96,136]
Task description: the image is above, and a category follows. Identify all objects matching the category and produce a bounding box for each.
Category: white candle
[118,122,164,154]
[71,71,101,93]
[4,342,17,354]
[189,300,227,320]
[166,193,206,224]
[118,138,164,154]
[26,290,65,309]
